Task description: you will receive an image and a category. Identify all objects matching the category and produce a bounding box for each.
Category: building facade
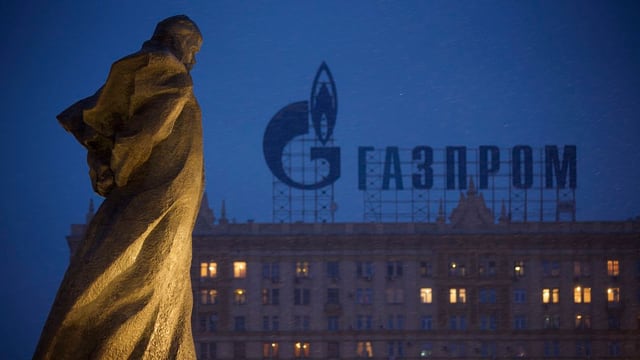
[67,191,640,359]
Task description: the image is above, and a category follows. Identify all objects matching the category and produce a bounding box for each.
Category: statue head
[145,15,203,70]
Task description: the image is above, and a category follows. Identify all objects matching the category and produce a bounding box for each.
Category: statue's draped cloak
[35,50,203,359]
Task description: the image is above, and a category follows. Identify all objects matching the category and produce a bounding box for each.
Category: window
[233,342,246,359]
[543,314,560,329]
[327,288,340,304]
[513,289,526,303]
[420,261,433,277]
[607,287,620,303]
[233,261,247,278]
[271,316,280,331]
[356,261,374,278]
[575,313,591,329]
[449,288,467,303]
[479,314,497,331]
[263,342,279,358]
[607,259,620,276]
[294,288,310,305]
[421,315,433,330]
[449,315,467,330]
[234,288,247,304]
[356,315,373,330]
[294,342,310,358]
[198,315,206,332]
[478,259,496,277]
[420,343,433,358]
[356,288,373,304]
[513,315,527,330]
[386,260,403,278]
[608,314,621,329]
[234,316,245,331]
[262,262,280,282]
[212,315,220,333]
[448,261,466,277]
[513,260,525,277]
[542,260,560,277]
[356,341,373,358]
[541,288,559,303]
[327,261,340,279]
[200,261,217,278]
[607,341,621,357]
[327,342,340,358]
[573,260,591,277]
[573,286,591,303]
[386,314,404,329]
[480,342,496,358]
[295,261,310,278]
[385,288,404,304]
[479,288,496,303]
[327,316,339,331]
[200,289,217,304]
[387,341,404,358]
[262,288,280,305]
[419,288,433,304]
[447,342,467,357]
[543,340,559,357]
[294,315,311,331]
[199,342,216,359]
[575,340,592,357]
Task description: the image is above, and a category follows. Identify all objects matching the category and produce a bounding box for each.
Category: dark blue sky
[1,1,639,357]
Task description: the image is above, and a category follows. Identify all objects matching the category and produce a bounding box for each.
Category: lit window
[200,261,217,278]
[356,341,373,358]
[294,342,310,358]
[449,288,467,303]
[607,287,620,303]
[200,289,217,304]
[575,314,591,329]
[607,260,620,276]
[573,286,591,303]
[233,261,247,278]
[542,288,559,303]
[263,342,279,358]
[449,261,466,277]
[234,288,246,305]
[262,288,280,305]
[420,288,433,304]
[296,261,310,278]
[513,261,525,277]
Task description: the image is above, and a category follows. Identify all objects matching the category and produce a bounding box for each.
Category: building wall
[189,223,640,359]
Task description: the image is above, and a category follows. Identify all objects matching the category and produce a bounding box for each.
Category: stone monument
[34,15,203,359]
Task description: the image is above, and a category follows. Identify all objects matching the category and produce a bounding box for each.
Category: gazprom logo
[263,63,341,190]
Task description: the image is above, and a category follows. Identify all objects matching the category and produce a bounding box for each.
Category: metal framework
[361,147,576,223]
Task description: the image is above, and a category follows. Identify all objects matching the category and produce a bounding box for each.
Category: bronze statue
[34,15,203,359]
